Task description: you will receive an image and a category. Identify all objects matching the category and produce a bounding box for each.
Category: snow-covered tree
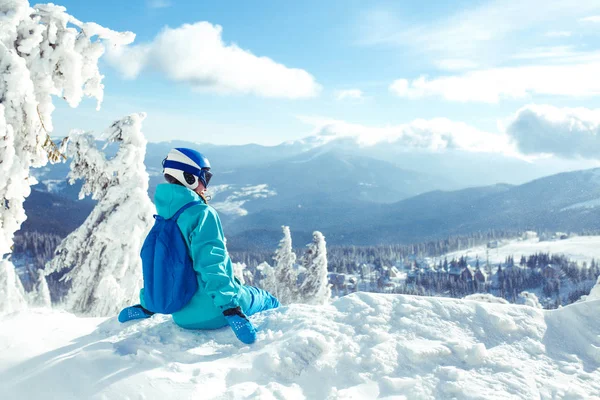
[517,291,543,309]
[233,262,246,285]
[29,269,51,307]
[0,1,133,310]
[0,260,28,314]
[256,261,277,294]
[273,226,298,304]
[45,114,153,316]
[298,231,331,305]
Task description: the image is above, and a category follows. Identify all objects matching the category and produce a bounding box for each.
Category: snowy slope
[440,236,600,266]
[1,293,599,400]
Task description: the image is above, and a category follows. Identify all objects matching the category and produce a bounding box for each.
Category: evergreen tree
[0,1,132,309]
[272,226,298,304]
[45,114,154,316]
[257,261,277,294]
[30,270,51,307]
[0,260,28,314]
[232,262,247,284]
[299,231,331,305]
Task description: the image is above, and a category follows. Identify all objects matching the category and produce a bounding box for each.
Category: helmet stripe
[168,149,202,169]
[163,160,202,176]
[175,148,211,169]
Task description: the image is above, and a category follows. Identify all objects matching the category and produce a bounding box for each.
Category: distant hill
[24,138,600,250]
[227,168,600,248]
[20,188,95,237]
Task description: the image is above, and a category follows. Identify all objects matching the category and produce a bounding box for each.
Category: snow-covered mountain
[20,189,95,236]
[1,292,598,399]
[225,168,600,248]
[342,167,600,245]
[28,139,600,249]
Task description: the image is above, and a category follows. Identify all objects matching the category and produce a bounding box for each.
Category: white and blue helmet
[162,148,212,190]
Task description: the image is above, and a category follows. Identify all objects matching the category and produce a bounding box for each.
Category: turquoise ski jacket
[140,183,251,329]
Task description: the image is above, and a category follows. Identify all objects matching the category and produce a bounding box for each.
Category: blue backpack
[140,201,203,314]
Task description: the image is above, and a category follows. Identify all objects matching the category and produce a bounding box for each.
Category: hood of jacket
[154,183,203,219]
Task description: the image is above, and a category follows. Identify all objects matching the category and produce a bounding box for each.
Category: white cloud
[359,1,600,62]
[107,22,321,99]
[335,89,364,100]
[435,59,479,71]
[389,61,600,102]
[545,31,572,37]
[147,0,171,8]
[506,105,600,159]
[300,116,517,155]
[580,15,600,23]
[511,46,578,60]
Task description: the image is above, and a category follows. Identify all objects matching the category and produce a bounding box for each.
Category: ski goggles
[199,168,213,187]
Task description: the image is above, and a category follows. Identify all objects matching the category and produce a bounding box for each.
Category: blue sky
[52,0,600,150]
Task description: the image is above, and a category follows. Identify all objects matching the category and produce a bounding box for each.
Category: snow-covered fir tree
[298,231,331,305]
[233,262,246,285]
[45,114,153,316]
[272,226,298,304]
[0,0,133,310]
[29,270,51,307]
[257,261,277,294]
[0,260,28,314]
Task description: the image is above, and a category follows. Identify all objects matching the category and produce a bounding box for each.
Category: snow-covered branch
[45,113,154,316]
[0,0,134,257]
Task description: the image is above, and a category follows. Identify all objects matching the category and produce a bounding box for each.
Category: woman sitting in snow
[118,148,279,344]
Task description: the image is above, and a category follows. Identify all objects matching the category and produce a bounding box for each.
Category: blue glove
[223,307,257,344]
[118,304,155,323]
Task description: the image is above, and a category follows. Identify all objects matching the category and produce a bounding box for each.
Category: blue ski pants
[243,286,280,316]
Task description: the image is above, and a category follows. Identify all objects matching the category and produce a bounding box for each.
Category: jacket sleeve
[188,208,239,311]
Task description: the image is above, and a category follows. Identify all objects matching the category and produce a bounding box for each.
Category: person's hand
[118,304,155,323]
[223,306,257,344]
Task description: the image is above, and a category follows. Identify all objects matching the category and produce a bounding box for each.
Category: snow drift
[1,292,599,399]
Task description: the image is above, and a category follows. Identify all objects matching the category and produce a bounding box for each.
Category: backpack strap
[170,201,204,221]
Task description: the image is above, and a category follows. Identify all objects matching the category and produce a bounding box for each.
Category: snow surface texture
[463,293,509,305]
[1,292,598,400]
[517,291,543,309]
[441,236,600,266]
[44,114,154,317]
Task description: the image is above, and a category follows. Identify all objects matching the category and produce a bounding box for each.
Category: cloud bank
[506,105,600,159]
[107,22,321,99]
[301,116,516,155]
[360,1,600,61]
[389,62,600,102]
[580,15,600,23]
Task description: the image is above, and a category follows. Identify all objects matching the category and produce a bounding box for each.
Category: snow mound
[463,293,509,304]
[1,293,599,399]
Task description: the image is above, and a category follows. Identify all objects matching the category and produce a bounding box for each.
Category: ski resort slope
[441,236,600,265]
[1,293,599,400]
